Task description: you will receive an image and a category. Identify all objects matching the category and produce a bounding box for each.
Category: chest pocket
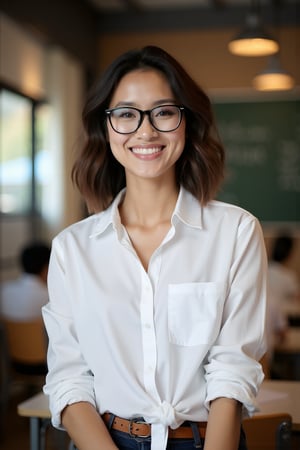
[168,282,225,346]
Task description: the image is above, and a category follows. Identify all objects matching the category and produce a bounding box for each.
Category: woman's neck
[119,178,179,271]
[120,179,179,228]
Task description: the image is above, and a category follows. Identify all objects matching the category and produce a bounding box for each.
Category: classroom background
[0,2,300,448]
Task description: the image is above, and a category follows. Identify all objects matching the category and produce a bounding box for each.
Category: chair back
[2,319,47,364]
[243,413,292,450]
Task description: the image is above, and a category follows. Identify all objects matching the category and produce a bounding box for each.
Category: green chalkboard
[213,99,300,223]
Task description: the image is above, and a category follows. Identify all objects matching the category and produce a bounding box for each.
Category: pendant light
[253,54,295,91]
[228,1,279,57]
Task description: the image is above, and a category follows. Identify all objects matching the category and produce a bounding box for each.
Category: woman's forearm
[204,397,243,450]
[62,402,118,450]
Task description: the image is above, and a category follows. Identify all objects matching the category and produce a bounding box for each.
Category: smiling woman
[72,47,224,212]
[43,46,267,450]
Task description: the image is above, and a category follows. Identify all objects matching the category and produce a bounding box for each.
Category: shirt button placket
[140,270,159,400]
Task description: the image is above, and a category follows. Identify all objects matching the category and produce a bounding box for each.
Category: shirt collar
[172,187,203,229]
[89,189,125,238]
[89,186,203,239]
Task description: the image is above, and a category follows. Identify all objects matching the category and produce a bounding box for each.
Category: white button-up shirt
[43,187,267,450]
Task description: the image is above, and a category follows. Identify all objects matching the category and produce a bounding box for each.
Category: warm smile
[129,146,165,155]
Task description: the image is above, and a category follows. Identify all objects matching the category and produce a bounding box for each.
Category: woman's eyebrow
[112,101,136,108]
[112,98,177,108]
[152,99,177,106]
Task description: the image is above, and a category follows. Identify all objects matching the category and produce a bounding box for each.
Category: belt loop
[107,413,116,430]
[189,422,203,449]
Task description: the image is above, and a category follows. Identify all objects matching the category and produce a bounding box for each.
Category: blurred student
[268,234,300,319]
[262,287,287,378]
[0,242,50,321]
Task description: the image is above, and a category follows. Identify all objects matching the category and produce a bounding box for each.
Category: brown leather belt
[102,413,207,439]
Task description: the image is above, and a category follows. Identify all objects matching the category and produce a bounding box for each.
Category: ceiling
[85,0,300,33]
[0,0,299,73]
[87,0,239,10]
[87,0,297,13]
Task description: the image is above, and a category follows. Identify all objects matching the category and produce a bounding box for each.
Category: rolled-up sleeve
[204,215,267,416]
[42,236,96,429]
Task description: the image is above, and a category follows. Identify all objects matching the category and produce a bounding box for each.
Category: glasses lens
[109,107,140,134]
[150,105,182,132]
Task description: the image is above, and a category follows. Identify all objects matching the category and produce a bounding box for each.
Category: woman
[43,46,267,450]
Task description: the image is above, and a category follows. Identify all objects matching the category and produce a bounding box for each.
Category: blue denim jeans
[109,424,248,450]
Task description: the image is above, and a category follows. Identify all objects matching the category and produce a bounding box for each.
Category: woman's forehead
[110,69,175,107]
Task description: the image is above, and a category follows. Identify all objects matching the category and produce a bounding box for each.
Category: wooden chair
[3,319,47,365]
[0,318,48,442]
[243,413,292,450]
[1,318,48,394]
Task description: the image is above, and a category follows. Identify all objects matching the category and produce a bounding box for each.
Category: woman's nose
[137,114,158,137]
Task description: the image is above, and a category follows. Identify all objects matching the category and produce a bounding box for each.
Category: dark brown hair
[72,45,225,212]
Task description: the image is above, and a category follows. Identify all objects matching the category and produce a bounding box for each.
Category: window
[0,89,32,213]
[0,87,49,215]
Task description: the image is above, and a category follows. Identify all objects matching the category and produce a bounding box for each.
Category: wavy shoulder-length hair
[72,45,225,212]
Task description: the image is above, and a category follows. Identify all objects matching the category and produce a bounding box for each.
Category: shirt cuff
[204,386,260,419]
[46,389,97,429]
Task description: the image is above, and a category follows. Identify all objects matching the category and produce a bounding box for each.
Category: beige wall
[0,14,46,98]
[97,27,300,91]
[98,27,300,275]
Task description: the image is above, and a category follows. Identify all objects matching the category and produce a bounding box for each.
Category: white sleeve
[205,215,267,417]
[42,236,96,429]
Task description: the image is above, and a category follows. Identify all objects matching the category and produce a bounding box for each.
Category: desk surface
[256,380,300,430]
[18,380,300,429]
[18,391,50,419]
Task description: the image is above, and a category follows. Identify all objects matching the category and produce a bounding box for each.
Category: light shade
[253,55,295,91]
[228,13,279,57]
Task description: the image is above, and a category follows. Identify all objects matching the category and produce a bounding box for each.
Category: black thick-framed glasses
[105,104,185,134]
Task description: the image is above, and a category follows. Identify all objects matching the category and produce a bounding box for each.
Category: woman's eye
[118,109,136,119]
[156,108,175,117]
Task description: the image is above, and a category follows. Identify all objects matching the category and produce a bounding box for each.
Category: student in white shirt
[268,234,300,320]
[43,46,267,450]
[1,242,50,321]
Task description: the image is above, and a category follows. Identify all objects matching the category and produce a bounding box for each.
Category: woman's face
[107,69,186,183]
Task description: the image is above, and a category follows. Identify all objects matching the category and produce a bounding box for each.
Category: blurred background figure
[265,233,300,379]
[0,242,50,322]
[268,233,300,325]
[262,288,288,378]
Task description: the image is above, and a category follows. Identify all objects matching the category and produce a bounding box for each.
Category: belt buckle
[128,419,151,438]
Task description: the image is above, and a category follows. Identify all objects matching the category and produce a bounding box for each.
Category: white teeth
[131,147,162,155]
